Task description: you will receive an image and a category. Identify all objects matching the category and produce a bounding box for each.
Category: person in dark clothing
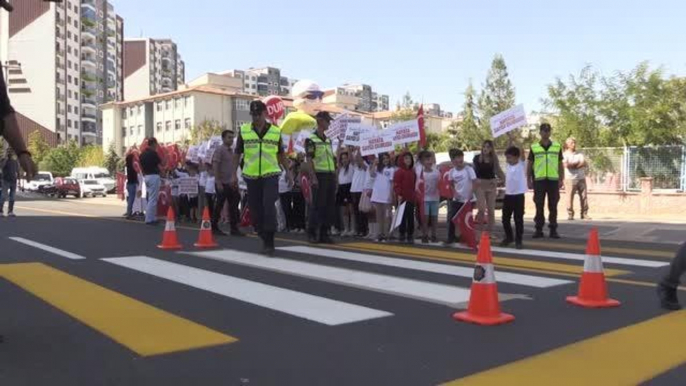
[140,138,162,225]
[0,149,19,217]
[212,129,243,236]
[657,242,686,310]
[231,101,290,255]
[124,150,139,219]
[393,152,416,244]
[527,123,564,239]
[305,111,337,244]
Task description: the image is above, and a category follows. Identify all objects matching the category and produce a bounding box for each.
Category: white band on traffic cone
[583,255,604,273]
[472,263,496,284]
[165,221,176,232]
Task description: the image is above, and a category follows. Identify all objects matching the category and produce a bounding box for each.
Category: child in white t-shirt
[363,155,378,239]
[501,144,528,249]
[370,152,395,242]
[445,149,477,245]
[417,151,441,244]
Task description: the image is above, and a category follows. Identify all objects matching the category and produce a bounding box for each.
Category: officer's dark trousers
[309,172,337,237]
[246,176,279,243]
[661,242,686,289]
[533,180,560,232]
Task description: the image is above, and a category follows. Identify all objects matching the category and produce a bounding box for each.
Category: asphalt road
[1,196,685,386]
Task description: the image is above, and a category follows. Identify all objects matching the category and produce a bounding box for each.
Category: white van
[71,167,116,193]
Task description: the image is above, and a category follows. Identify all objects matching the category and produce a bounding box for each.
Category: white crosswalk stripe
[102,256,393,326]
[276,246,572,288]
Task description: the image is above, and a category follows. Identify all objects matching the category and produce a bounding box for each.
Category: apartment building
[124,38,185,101]
[0,0,124,145]
[102,76,254,156]
[323,84,390,113]
[222,67,296,97]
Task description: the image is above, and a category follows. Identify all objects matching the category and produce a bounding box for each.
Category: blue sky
[114,0,686,114]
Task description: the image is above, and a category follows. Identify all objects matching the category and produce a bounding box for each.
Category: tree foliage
[478,54,516,148]
[77,145,105,168]
[40,141,82,176]
[188,120,226,144]
[454,80,490,150]
[104,143,121,174]
[28,130,51,165]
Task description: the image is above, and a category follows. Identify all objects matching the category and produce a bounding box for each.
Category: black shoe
[308,234,319,244]
[230,230,246,237]
[499,239,514,247]
[213,229,228,237]
[145,220,160,226]
[320,236,335,244]
[260,246,276,257]
[549,231,561,239]
[515,242,523,250]
[430,236,438,243]
[658,283,681,310]
[406,236,414,245]
[532,231,545,239]
[421,236,429,244]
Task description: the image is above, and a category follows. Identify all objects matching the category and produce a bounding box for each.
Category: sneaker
[581,216,592,221]
[515,242,524,250]
[532,231,545,239]
[406,237,415,245]
[430,236,438,244]
[549,231,561,239]
[421,236,429,244]
[499,239,514,247]
[443,241,456,247]
[308,234,319,244]
[330,228,340,236]
[145,220,160,226]
[377,235,386,243]
[657,283,681,310]
[568,216,574,221]
[260,246,276,257]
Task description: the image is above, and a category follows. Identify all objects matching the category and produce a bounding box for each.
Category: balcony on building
[82,107,97,122]
[82,0,96,12]
[81,53,97,68]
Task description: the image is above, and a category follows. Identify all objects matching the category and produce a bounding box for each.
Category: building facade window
[165,121,171,131]
[165,100,171,110]
[174,120,181,130]
[137,125,142,135]
[156,122,162,132]
[184,118,191,130]
[234,99,249,111]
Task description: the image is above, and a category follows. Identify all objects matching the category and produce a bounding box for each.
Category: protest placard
[326,114,361,140]
[343,124,375,146]
[178,177,199,196]
[186,145,199,163]
[389,120,421,145]
[204,136,223,163]
[359,129,395,156]
[197,141,209,162]
[293,130,312,153]
[490,104,527,138]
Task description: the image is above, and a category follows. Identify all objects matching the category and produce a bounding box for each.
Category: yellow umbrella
[280,110,316,135]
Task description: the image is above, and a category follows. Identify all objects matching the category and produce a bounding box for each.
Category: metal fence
[584,146,685,192]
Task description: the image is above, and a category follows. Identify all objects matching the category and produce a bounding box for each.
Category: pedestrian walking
[124,149,138,219]
[305,111,337,244]
[657,242,686,310]
[473,140,505,236]
[500,140,528,250]
[563,137,590,221]
[0,149,19,217]
[140,138,162,226]
[527,123,563,239]
[213,129,243,236]
[231,100,290,255]
[445,149,477,246]
[394,151,417,244]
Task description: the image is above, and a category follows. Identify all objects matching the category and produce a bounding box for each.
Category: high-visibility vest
[309,133,335,173]
[240,123,282,179]
[531,141,561,181]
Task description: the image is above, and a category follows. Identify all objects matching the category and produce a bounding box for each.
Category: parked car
[55,177,82,198]
[37,183,58,197]
[71,167,116,193]
[23,171,54,192]
[79,179,107,198]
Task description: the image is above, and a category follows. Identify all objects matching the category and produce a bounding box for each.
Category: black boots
[260,232,275,256]
[658,283,681,310]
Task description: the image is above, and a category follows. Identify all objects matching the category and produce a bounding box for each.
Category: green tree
[40,141,82,176]
[454,80,489,150]
[478,54,517,148]
[28,130,51,165]
[104,143,121,174]
[391,92,419,123]
[188,120,225,145]
[77,145,105,167]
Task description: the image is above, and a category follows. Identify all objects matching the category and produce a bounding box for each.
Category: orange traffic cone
[566,228,620,308]
[453,232,515,326]
[158,207,182,250]
[194,207,218,248]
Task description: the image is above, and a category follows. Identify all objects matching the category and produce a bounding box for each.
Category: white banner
[359,129,395,156]
[197,141,209,163]
[186,145,199,163]
[294,130,312,153]
[178,177,199,195]
[389,120,421,145]
[204,136,223,163]
[343,123,375,146]
[490,104,527,138]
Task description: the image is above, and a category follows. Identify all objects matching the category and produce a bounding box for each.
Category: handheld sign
[490,104,527,138]
[264,96,285,124]
[359,129,395,156]
[389,120,421,145]
[343,124,375,146]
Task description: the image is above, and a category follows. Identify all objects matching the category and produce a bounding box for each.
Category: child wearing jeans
[370,153,394,243]
[501,143,528,249]
[445,149,477,246]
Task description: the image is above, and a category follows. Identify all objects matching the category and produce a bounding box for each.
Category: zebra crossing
[2,236,669,356]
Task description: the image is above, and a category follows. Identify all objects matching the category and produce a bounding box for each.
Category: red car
[55,177,82,198]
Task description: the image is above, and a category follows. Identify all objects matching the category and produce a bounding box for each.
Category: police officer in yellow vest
[304,111,337,244]
[526,123,564,239]
[231,101,291,255]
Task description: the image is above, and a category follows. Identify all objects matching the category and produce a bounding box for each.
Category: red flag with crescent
[451,202,477,250]
[300,174,312,204]
[439,165,454,199]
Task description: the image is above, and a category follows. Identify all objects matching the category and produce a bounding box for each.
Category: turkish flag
[417,105,426,149]
[240,206,252,227]
[439,165,454,199]
[301,174,312,204]
[452,202,477,250]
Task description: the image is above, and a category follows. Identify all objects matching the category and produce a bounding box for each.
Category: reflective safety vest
[241,123,282,179]
[531,141,561,181]
[309,133,335,173]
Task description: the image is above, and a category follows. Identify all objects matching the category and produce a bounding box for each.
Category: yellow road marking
[527,240,675,259]
[442,310,686,385]
[345,242,629,277]
[0,263,236,356]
